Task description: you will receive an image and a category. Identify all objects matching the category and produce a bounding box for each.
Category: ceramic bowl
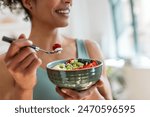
[46,58,103,91]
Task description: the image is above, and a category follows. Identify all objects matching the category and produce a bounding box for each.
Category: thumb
[96,76,112,100]
[96,79,103,88]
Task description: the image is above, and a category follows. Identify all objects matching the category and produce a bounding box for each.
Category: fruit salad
[53,59,98,70]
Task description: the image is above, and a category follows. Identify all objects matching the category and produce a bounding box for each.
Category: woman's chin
[57,22,69,27]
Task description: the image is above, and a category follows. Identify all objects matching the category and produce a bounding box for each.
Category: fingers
[61,88,81,99]
[56,87,79,100]
[60,87,96,100]
[3,34,42,90]
[19,53,38,70]
[95,78,104,88]
[59,80,106,100]
[4,35,33,63]
[4,34,42,76]
[56,87,69,98]
[96,76,112,100]
[25,57,42,74]
[6,47,35,71]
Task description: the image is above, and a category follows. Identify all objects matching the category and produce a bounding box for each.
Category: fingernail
[61,89,67,93]
[28,40,33,45]
[38,58,42,64]
[5,61,10,66]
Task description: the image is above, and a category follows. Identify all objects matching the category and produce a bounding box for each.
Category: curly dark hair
[0,0,31,21]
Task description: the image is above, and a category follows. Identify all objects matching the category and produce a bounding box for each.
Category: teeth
[56,9,70,14]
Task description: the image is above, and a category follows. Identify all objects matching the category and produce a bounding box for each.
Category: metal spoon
[2,36,63,54]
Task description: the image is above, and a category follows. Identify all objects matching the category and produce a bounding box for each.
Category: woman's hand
[4,34,42,99]
[56,77,110,100]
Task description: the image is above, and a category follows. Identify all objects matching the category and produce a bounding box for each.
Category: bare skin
[0,34,42,99]
[0,0,112,100]
[0,36,112,100]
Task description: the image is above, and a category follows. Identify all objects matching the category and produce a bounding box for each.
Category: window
[109,0,150,59]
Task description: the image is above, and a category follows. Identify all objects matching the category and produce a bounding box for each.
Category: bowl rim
[46,58,103,72]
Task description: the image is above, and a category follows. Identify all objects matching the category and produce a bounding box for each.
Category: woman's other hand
[56,77,108,100]
[4,34,42,98]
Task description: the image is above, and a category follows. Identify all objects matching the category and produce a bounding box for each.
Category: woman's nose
[62,0,72,6]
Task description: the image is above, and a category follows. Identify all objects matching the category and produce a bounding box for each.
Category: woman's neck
[29,25,63,51]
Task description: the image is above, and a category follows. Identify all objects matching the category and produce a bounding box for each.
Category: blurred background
[0,0,150,99]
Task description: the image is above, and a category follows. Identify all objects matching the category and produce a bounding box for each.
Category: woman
[0,0,112,100]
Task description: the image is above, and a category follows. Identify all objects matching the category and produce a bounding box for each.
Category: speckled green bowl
[46,58,103,91]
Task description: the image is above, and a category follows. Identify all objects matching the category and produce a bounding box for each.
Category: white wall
[62,0,117,58]
[124,66,150,99]
[106,59,150,100]
[87,0,117,58]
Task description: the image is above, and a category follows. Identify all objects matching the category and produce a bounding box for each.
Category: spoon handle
[2,36,39,50]
[2,36,15,43]
[2,36,62,54]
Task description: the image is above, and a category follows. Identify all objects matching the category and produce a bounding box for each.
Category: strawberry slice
[91,61,97,66]
[67,58,74,64]
[52,43,61,51]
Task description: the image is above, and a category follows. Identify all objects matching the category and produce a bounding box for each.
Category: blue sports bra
[33,39,89,100]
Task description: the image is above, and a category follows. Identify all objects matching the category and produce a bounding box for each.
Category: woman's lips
[55,8,70,17]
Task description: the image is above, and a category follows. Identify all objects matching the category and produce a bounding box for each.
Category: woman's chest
[39,47,77,69]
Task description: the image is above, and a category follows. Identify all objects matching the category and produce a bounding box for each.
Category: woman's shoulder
[84,39,104,60]
[84,39,100,50]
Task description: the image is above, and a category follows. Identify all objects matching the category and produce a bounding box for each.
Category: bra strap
[76,39,89,59]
